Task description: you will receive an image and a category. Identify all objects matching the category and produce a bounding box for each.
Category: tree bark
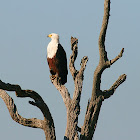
[51,37,88,140]
[0,80,56,140]
[80,0,126,139]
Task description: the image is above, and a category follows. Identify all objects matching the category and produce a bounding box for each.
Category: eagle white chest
[47,40,58,59]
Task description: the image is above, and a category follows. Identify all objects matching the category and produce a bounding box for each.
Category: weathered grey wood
[0,80,56,140]
[0,89,44,129]
[51,37,88,140]
[80,0,126,139]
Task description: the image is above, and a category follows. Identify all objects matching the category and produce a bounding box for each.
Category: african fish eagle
[47,33,68,85]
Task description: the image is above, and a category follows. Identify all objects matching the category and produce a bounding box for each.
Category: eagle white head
[47,33,59,42]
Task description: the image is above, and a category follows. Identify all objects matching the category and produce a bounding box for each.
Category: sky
[0,0,140,140]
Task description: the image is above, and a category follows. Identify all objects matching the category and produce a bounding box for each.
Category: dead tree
[0,0,126,139]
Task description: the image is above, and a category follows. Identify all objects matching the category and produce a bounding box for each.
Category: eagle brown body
[47,33,68,85]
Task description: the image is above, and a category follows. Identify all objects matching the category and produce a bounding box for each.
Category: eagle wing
[55,44,68,84]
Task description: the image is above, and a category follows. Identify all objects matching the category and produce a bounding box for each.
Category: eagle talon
[50,75,61,86]
[50,75,56,81]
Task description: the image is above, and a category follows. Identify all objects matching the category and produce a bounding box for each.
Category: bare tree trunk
[51,37,88,140]
[80,0,126,139]
[0,0,126,140]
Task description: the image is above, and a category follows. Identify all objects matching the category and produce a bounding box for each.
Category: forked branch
[80,0,126,139]
[51,36,88,140]
[0,89,44,129]
[0,80,56,140]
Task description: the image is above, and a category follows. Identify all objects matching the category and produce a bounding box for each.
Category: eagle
[47,33,68,85]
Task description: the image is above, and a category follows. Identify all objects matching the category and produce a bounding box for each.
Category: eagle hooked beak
[47,34,52,38]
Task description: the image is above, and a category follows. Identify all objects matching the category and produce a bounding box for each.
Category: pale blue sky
[0,0,139,140]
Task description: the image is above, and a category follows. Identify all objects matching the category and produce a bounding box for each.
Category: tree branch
[79,56,88,78]
[66,37,88,139]
[0,89,44,129]
[50,36,88,139]
[109,48,124,65]
[103,74,127,99]
[69,37,79,80]
[70,37,88,103]
[80,0,127,139]
[0,80,56,140]
[98,0,110,63]
[90,1,111,98]
[51,79,71,109]
[73,56,88,102]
